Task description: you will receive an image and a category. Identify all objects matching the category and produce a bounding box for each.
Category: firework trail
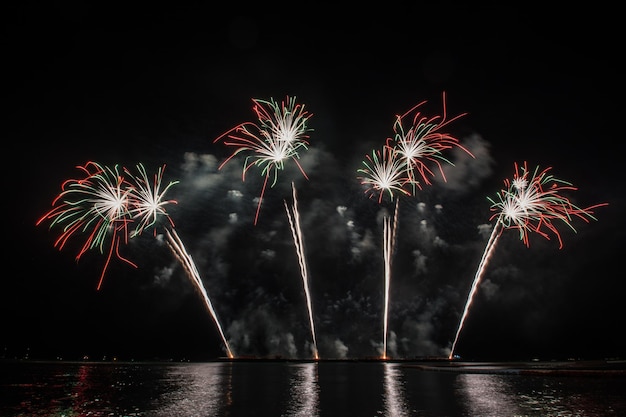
[163,227,234,359]
[124,163,235,359]
[284,182,318,360]
[357,93,471,359]
[36,161,136,290]
[215,96,317,358]
[357,141,405,359]
[213,96,313,225]
[381,199,399,359]
[38,162,235,358]
[448,161,608,359]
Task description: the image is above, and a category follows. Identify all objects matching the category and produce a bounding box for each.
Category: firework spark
[214,96,313,225]
[448,161,608,359]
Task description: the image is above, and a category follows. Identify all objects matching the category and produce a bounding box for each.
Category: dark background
[4,4,624,361]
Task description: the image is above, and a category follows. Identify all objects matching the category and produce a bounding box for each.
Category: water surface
[1,359,625,416]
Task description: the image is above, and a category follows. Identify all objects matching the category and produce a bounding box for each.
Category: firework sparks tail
[96,236,138,290]
[284,182,319,360]
[254,173,270,226]
[96,238,117,291]
[449,220,503,359]
[437,91,469,133]
[165,228,234,359]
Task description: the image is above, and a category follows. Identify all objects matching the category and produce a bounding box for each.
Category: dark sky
[4,5,624,362]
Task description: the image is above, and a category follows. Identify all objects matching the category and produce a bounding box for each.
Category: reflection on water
[2,360,625,416]
[283,362,319,417]
[382,362,410,417]
[456,370,626,417]
[456,373,522,416]
[71,364,117,414]
[154,362,231,416]
[0,361,170,416]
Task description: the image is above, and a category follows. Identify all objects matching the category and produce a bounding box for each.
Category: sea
[1,358,625,416]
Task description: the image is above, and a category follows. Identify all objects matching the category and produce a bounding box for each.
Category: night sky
[4,5,624,362]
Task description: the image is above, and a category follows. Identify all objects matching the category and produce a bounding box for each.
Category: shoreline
[3,356,626,375]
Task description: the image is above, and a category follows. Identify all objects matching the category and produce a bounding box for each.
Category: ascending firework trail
[214,96,319,359]
[284,182,318,359]
[37,161,234,359]
[357,92,474,359]
[448,161,608,359]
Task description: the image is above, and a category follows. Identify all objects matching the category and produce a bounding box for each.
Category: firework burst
[358,92,473,201]
[214,96,313,225]
[38,162,235,358]
[36,161,136,290]
[488,161,606,248]
[357,139,412,204]
[391,91,473,193]
[125,163,179,238]
[449,161,608,359]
